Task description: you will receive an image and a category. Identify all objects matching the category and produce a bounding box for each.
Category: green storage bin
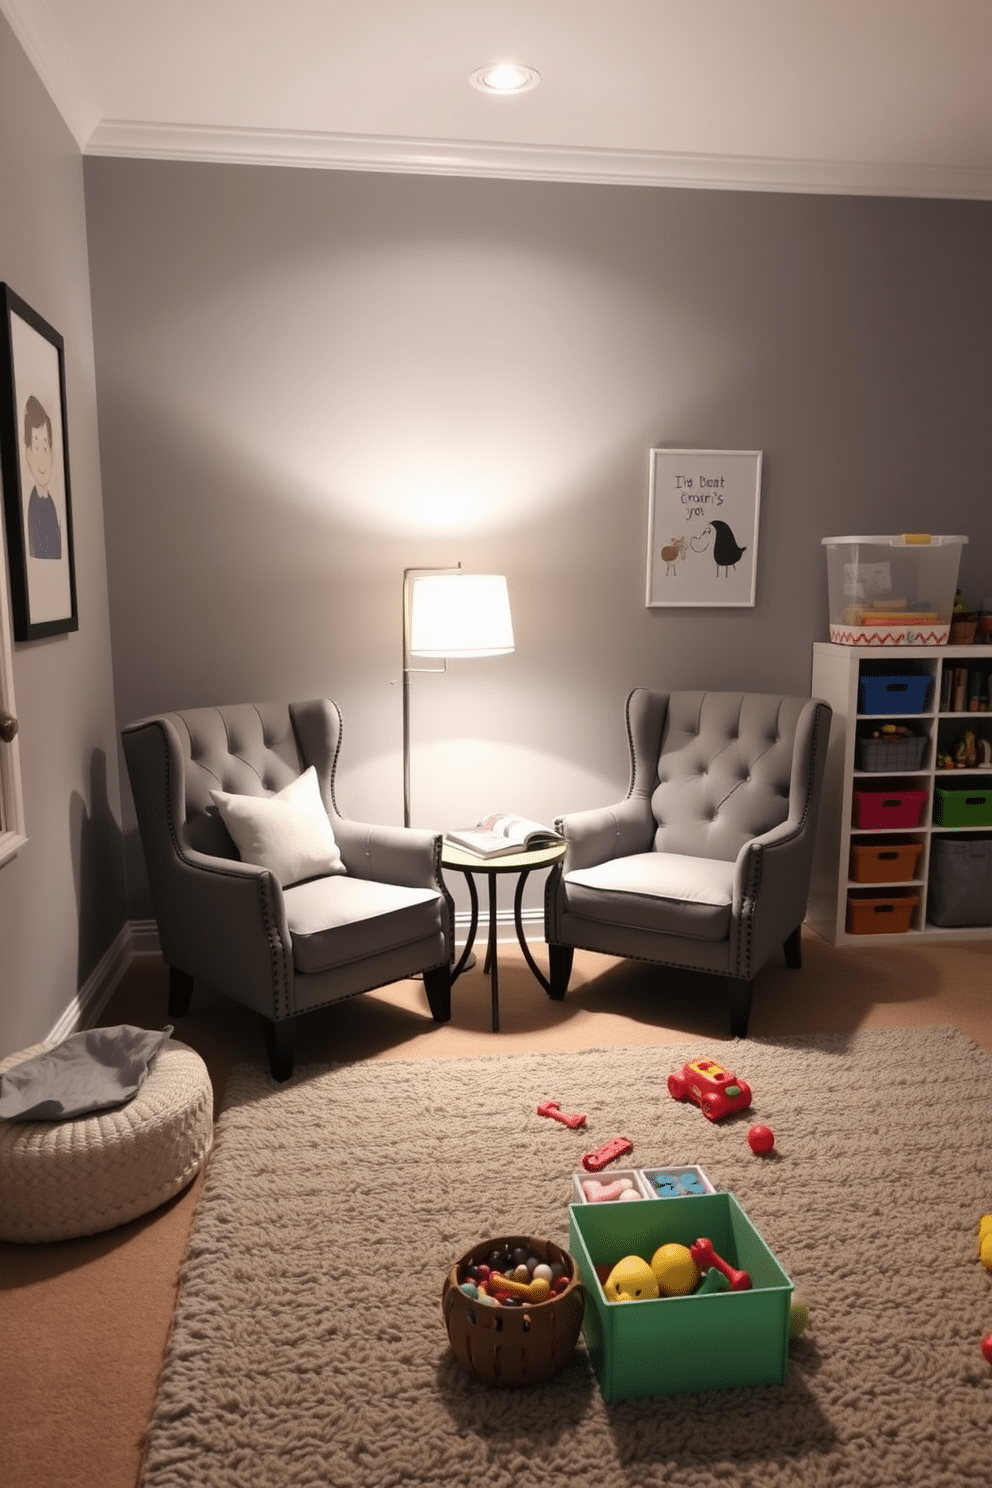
[568,1191,792,1402]
[933,787,992,827]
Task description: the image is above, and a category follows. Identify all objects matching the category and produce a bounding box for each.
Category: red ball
[748,1123,775,1155]
[981,1333,992,1365]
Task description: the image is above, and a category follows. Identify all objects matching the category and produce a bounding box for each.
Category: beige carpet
[138,1027,991,1488]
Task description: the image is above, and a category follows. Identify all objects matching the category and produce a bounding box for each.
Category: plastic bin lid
[821,534,968,547]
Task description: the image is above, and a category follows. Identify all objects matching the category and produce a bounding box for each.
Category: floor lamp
[401,565,515,830]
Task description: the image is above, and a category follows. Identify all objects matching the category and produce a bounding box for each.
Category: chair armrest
[156,847,296,1016]
[334,820,445,890]
[731,816,817,973]
[555,799,655,872]
[732,815,809,908]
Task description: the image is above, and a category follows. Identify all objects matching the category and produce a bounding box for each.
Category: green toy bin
[932,788,992,827]
[568,1191,792,1402]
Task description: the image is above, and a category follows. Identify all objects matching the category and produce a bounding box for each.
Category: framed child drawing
[645,448,761,608]
[0,284,78,640]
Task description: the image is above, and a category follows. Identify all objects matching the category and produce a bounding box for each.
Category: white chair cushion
[284,876,444,973]
[564,852,734,941]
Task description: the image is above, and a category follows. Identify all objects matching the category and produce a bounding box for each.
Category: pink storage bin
[852,788,928,829]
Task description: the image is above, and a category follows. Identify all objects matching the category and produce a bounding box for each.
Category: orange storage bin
[849,842,923,884]
[846,893,918,935]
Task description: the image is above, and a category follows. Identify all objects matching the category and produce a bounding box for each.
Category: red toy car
[667,1057,752,1122]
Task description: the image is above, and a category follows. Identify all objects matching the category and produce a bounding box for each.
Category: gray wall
[82,159,992,920]
[4,0,990,1060]
[0,17,125,1057]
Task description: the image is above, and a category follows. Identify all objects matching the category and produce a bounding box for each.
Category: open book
[445,812,564,859]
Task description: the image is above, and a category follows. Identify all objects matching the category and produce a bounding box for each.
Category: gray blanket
[0,1024,173,1121]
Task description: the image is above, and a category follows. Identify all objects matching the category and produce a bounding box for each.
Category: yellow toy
[604,1255,659,1302]
[789,1298,810,1338]
[979,1214,992,1271]
[650,1242,701,1296]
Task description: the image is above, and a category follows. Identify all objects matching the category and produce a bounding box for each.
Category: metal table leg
[513,868,553,992]
[486,869,500,1031]
[451,871,479,980]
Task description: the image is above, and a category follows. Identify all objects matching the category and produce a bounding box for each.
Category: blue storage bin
[858,672,932,715]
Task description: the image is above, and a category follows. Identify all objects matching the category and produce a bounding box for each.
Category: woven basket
[855,732,927,772]
[442,1234,585,1386]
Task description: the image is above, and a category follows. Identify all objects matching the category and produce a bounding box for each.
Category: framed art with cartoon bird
[645,448,761,608]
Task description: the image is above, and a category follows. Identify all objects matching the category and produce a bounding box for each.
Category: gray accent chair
[122,699,453,1081]
[544,689,832,1036]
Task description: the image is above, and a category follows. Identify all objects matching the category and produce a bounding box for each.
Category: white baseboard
[43,905,545,1042]
[128,917,164,957]
[45,923,134,1044]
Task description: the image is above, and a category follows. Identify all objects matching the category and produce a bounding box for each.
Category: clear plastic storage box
[823,535,967,646]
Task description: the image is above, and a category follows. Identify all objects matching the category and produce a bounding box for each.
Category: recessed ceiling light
[470,63,541,96]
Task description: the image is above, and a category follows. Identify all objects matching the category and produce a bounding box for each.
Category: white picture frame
[645,448,762,608]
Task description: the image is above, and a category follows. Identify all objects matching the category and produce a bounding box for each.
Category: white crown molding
[0,0,100,148]
[84,119,992,200]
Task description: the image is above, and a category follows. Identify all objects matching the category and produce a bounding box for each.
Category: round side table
[440,840,567,1031]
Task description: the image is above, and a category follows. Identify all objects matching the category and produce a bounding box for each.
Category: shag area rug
[139,1029,991,1488]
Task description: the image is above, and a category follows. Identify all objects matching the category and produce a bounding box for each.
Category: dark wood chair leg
[783,926,802,969]
[728,977,754,1038]
[423,965,452,1023]
[168,966,194,1017]
[264,1017,296,1082]
[547,944,574,1001]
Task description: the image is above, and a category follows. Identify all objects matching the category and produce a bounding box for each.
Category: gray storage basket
[855,733,927,772]
[927,835,992,927]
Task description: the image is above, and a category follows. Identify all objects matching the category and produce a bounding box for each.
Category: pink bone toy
[582,1177,635,1202]
[537,1099,588,1130]
[690,1236,751,1292]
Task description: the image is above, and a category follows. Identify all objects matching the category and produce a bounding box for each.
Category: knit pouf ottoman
[0,1038,213,1243]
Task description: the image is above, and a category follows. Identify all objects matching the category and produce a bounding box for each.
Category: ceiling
[4,0,992,198]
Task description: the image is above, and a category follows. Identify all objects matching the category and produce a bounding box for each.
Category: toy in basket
[442,1234,585,1386]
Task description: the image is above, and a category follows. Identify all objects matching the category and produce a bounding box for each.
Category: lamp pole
[401,564,458,828]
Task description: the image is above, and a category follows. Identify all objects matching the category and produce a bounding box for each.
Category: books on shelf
[445,812,563,859]
[942,664,991,713]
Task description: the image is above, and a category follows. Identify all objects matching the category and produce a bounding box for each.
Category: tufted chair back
[630,690,813,862]
[545,686,832,1039]
[134,699,345,866]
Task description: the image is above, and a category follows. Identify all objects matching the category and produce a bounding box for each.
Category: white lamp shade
[409,574,514,658]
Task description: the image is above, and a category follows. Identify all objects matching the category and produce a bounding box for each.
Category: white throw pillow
[210,766,346,887]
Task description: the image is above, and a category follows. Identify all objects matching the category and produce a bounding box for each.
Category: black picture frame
[0,284,78,640]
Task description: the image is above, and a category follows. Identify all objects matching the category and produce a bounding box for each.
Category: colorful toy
[604,1255,659,1302]
[695,1267,730,1296]
[668,1056,752,1121]
[979,1214,992,1271]
[537,1098,587,1130]
[487,1274,552,1303]
[982,1334,992,1366]
[650,1168,711,1196]
[690,1236,751,1291]
[789,1298,810,1338]
[748,1123,775,1155]
[462,1245,570,1309]
[650,1243,700,1296]
[582,1135,634,1171]
[582,1177,640,1202]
